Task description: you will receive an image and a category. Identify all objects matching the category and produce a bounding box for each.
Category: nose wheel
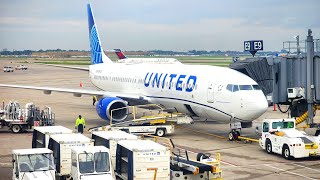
[228,130,240,141]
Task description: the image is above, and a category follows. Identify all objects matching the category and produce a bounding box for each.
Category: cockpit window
[252,85,261,90]
[226,84,233,92]
[233,85,239,92]
[239,85,253,90]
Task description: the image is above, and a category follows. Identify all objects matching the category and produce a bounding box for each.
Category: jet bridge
[231,29,320,130]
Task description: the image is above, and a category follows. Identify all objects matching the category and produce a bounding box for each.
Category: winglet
[87,4,112,64]
[114,49,128,59]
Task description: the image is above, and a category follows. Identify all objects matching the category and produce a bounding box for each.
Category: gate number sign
[244,40,263,51]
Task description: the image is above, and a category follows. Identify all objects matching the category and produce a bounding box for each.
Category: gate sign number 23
[244,40,263,51]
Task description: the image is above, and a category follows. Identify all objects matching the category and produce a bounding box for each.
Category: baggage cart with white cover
[48,133,94,178]
[91,130,138,171]
[116,139,170,180]
[32,126,73,148]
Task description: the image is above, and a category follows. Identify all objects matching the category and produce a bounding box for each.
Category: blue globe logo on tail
[90,25,103,64]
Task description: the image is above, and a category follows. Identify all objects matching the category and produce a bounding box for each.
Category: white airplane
[0,4,268,130]
[114,49,182,64]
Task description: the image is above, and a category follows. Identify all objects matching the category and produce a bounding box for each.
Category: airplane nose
[243,93,268,120]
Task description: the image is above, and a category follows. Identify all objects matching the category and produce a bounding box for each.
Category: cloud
[0,0,319,51]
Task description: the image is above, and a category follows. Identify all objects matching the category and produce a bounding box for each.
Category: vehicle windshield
[79,153,94,174]
[18,153,54,172]
[95,152,110,172]
[272,121,294,129]
[78,152,110,174]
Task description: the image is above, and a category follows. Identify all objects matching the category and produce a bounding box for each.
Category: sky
[0,0,319,51]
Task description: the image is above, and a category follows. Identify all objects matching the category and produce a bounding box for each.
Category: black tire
[282,145,292,160]
[228,132,234,141]
[155,128,166,137]
[196,153,205,161]
[11,125,21,133]
[266,140,272,154]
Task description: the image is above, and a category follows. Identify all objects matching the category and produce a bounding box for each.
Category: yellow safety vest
[75,118,86,127]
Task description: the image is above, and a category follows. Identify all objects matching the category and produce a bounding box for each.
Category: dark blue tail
[87,4,112,64]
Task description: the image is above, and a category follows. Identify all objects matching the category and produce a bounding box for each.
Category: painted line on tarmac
[176,125,228,140]
[0,163,12,167]
[264,164,317,180]
[292,163,320,173]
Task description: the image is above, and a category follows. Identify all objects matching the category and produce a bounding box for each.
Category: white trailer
[259,119,320,159]
[48,133,94,178]
[91,130,138,171]
[116,139,170,180]
[70,146,114,180]
[32,126,73,148]
[12,148,55,180]
[110,124,174,137]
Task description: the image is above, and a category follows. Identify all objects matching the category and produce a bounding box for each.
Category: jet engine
[96,97,128,122]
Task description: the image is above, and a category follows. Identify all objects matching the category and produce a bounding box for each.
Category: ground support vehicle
[110,124,174,137]
[259,118,320,159]
[170,150,222,180]
[91,130,138,171]
[3,66,14,72]
[48,133,94,179]
[0,101,55,133]
[70,146,114,180]
[115,139,170,180]
[90,104,193,137]
[12,148,55,180]
[32,126,73,148]
[15,65,28,70]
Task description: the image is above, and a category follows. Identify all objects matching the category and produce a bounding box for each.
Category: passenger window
[233,85,239,92]
[226,84,233,92]
[263,122,269,132]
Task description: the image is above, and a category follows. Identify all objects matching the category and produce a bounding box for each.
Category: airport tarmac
[0,60,319,180]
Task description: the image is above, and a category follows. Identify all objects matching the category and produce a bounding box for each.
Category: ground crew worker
[93,95,97,106]
[75,115,86,133]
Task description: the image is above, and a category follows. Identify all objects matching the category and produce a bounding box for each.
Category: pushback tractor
[259,119,320,159]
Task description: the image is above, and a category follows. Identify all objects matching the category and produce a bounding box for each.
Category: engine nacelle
[96,97,128,122]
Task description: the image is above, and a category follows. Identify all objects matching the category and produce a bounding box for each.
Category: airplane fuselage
[89,63,268,123]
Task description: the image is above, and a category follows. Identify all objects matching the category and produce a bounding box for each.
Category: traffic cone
[80,82,83,87]
[273,104,277,111]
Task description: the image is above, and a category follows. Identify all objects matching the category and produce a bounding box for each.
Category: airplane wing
[0,84,147,103]
[40,64,89,71]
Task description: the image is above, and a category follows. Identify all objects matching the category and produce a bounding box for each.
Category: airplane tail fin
[87,4,112,64]
[114,49,128,59]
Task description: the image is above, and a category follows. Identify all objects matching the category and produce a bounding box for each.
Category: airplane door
[207,82,214,103]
